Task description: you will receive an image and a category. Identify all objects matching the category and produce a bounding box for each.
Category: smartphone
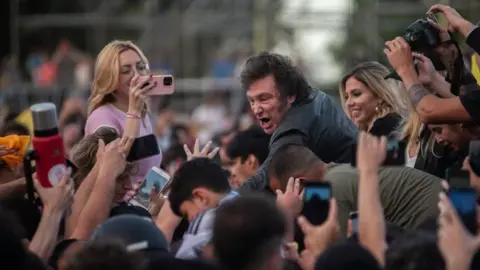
[446,169,470,189]
[448,188,477,235]
[446,168,477,234]
[469,140,480,176]
[303,181,331,226]
[351,140,406,167]
[141,75,174,95]
[136,167,171,208]
[349,212,359,233]
[126,134,160,162]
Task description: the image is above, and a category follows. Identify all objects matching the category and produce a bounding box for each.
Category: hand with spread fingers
[297,199,340,258]
[183,139,220,161]
[427,5,475,38]
[384,37,415,76]
[437,192,480,269]
[276,177,304,218]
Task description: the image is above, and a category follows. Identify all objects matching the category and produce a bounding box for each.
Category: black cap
[91,215,169,254]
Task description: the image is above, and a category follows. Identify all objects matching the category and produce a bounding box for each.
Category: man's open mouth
[259,118,271,125]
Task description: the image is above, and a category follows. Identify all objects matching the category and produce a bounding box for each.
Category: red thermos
[29,103,67,188]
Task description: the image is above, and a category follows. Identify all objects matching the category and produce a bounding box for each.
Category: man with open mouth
[238,52,359,192]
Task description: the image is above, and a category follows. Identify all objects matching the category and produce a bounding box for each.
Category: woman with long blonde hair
[339,61,410,137]
[85,40,161,184]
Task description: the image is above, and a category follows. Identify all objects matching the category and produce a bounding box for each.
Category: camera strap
[444,40,464,96]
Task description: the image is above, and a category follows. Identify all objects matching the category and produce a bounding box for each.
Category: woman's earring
[375,105,380,113]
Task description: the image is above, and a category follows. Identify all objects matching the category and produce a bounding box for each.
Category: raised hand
[128,74,156,115]
[98,137,135,178]
[276,177,304,218]
[427,5,475,38]
[183,139,220,161]
[34,170,74,214]
[384,37,415,75]
[356,132,387,174]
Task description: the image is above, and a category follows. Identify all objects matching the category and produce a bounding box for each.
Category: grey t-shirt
[324,164,442,236]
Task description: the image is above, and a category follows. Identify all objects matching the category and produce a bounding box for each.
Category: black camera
[404,18,445,71]
[404,19,441,52]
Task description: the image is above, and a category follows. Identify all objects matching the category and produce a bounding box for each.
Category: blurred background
[0,0,478,137]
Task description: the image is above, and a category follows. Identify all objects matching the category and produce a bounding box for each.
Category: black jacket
[239,90,358,192]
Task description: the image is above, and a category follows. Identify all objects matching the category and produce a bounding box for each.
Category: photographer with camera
[384,7,480,126]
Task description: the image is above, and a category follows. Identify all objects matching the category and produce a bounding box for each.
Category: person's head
[267,144,327,191]
[212,194,286,270]
[386,230,444,270]
[168,158,231,220]
[91,215,169,259]
[429,123,478,151]
[66,240,146,270]
[0,207,45,270]
[89,40,149,115]
[241,52,311,134]
[71,127,137,203]
[226,126,270,188]
[339,62,409,131]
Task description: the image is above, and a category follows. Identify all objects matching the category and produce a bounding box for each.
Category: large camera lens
[163,76,173,86]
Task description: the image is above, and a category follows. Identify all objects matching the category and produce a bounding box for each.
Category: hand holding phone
[141,75,174,96]
[136,167,171,208]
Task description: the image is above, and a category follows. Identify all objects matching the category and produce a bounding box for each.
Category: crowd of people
[1,4,480,270]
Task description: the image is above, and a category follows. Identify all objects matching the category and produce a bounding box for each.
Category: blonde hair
[88,40,149,118]
[71,127,138,188]
[339,61,410,131]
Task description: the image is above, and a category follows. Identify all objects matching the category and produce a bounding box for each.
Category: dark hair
[0,121,30,136]
[0,206,45,270]
[168,158,231,216]
[226,126,270,164]
[386,230,445,270]
[241,52,311,103]
[212,194,285,270]
[267,144,323,188]
[66,240,146,270]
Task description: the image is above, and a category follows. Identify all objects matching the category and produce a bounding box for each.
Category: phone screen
[126,134,160,162]
[350,212,359,233]
[351,140,406,167]
[448,188,477,235]
[303,182,331,226]
[136,168,170,207]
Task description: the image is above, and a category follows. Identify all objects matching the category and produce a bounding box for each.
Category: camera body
[404,19,441,52]
[403,19,446,71]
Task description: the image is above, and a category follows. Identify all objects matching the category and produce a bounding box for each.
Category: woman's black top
[369,113,403,138]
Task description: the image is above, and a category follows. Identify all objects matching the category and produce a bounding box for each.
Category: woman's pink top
[85,104,162,184]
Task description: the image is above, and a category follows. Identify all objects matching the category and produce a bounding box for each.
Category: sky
[276,0,351,84]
